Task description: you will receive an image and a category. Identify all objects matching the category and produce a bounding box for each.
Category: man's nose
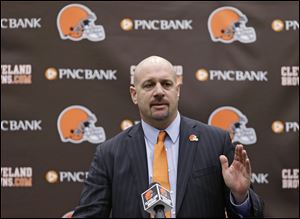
[153,83,165,97]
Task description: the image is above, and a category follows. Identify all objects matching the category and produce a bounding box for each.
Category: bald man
[73,56,264,218]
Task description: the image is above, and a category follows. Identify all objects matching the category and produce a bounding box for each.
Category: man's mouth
[150,103,169,110]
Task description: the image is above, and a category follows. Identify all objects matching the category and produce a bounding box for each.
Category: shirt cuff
[230,191,251,217]
[230,191,249,206]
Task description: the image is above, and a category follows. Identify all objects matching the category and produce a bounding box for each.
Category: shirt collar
[141,112,181,145]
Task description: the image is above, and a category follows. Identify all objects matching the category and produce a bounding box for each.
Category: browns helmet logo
[57,105,106,144]
[208,106,257,145]
[208,6,256,43]
[159,187,168,198]
[144,190,153,201]
[57,4,105,42]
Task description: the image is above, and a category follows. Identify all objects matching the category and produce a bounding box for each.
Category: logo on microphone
[141,183,173,215]
[144,190,153,201]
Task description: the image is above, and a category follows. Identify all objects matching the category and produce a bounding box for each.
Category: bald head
[129,55,180,129]
[134,56,176,86]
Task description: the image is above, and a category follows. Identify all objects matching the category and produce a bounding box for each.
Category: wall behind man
[1,1,299,217]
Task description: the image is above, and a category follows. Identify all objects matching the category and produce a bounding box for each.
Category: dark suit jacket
[73,116,264,218]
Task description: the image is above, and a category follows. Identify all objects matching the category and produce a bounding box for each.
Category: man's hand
[219,144,251,204]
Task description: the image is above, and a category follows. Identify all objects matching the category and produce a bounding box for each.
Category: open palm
[219,144,251,203]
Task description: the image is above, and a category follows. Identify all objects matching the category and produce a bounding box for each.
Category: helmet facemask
[82,117,106,144]
[233,16,256,43]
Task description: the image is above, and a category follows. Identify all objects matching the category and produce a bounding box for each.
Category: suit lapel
[126,124,149,218]
[176,117,198,215]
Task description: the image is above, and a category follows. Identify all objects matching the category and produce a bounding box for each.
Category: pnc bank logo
[195,68,268,82]
[272,19,299,32]
[45,67,117,81]
[45,170,89,184]
[120,18,193,31]
[272,121,299,134]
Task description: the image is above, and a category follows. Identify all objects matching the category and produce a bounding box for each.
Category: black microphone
[141,182,173,218]
[154,204,165,218]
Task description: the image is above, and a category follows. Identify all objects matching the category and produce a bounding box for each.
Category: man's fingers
[219,155,229,171]
[238,144,243,161]
[234,144,241,161]
[242,150,247,165]
[234,145,239,161]
[245,158,252,174]
[234,144,248,164]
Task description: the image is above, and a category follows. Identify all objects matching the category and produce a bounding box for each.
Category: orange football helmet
[57,105,106,144]
[208,106,257,145]
[208,6,256,43]
[57,4,105,41]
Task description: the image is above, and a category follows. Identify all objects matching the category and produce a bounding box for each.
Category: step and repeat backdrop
[1,1,299,218]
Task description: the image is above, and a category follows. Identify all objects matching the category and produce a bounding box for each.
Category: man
[73,56,264,218]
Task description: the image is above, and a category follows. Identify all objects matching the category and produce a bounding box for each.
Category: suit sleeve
[72,144,112,218]
[223,132,264,218]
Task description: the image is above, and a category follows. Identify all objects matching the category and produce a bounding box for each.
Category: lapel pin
[189,134,199,142]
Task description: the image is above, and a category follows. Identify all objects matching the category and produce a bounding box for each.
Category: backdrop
[1,1,299,218]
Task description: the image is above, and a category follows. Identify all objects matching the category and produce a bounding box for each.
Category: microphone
[141,182,173,218]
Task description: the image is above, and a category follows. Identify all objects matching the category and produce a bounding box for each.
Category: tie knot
[157,131,167,143]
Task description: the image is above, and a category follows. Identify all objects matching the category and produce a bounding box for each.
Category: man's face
[130,64,180,127]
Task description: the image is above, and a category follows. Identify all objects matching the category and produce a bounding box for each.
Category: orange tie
[152,131,171,218]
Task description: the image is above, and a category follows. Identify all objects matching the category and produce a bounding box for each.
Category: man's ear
[176,75,182,99]
[129,85,138,105]
[176,84,181,99]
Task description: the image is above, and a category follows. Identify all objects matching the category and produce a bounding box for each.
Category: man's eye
[144,83,154,88]
[163,82,173,88]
